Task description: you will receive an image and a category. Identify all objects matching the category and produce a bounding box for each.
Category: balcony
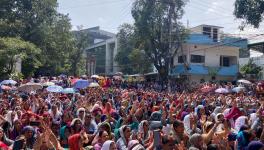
[170,65,238,76]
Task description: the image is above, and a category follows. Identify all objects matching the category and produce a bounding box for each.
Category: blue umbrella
[62,88,75,94]
[232,87,246,93]
[47,85,63,93]
[74,79,89,89]
[1,80,17,85]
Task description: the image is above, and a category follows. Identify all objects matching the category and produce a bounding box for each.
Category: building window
[191,55,205,63]
[178,55,186,63]
[213,28,218,42]
[203,27,211,38]
[220,56,230,67]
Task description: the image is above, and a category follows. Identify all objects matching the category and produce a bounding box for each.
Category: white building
[80,27,119,76]
[171,24,248,82]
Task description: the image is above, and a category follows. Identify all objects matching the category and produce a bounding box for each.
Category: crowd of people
[0,76,263,150]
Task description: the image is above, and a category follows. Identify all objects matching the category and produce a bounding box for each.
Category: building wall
[190,25,222,42]
[174,44,240,67]
[189,75,235,82]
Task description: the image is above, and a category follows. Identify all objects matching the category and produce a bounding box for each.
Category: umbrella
[115,72,123,76]
[1,80,17,85]
[215,88,230,94]
[91,75,99,79]
[62,88,75,94]
[18,83,43,93]
[237,79,252,84]
[46,85,63,93]
[74,79,89,89]
[70,78,79,85]
[1,85,12,91]
[42,82,55,87]
[232,87,246,93]
[88,82,100,88]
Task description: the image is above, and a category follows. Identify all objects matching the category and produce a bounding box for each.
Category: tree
[70,26,91,76]
[115,24,137,74]
[0,0,77,77]
[240,59,262,76]
[131,0,187,86]
[128,49,152,73]
[0,37,40,79]
[234,0,264,28]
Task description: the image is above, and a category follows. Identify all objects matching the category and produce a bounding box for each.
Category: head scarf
[183,114,191,132]
[119,125,128,146]
[5,111,18,127]
[76,107,86,123]
[194,105,204,117]
[138,120,148,134]
[249,113,257,125]
[70,118,83,126]
[235,116,248,133]
[101,140,114,150]
[22,126,35,136]
[128,140,145,150]
[103,102,115,115]
[215,113,224,122]
[211,107,222,118]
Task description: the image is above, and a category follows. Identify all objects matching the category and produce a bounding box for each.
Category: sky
[57,0,264,42]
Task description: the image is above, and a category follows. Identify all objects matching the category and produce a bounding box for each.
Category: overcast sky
[57,0,264,41]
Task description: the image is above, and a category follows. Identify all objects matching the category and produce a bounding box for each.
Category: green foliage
[241,59,262,75]
[128,49,152,73]
[0,37,40,79]
[131,0,188,82]
[234,0,264,28]
[0,0,80,77]
[115,23,152,74]
[70,27,91,76]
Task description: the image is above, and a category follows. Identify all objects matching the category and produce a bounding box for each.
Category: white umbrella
[215,88,230,94]
[62,88,75,94]
[115,72,123,76]
[91,75,99,79]
[232,87,246,93]
[88,82,100,88]
[46,85,63,93]
[42,82,55,87]
[18,83,43,93]
[237,79,252,84]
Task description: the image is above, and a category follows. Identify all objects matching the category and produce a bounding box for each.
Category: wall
[189,74,235,82]
[174,44,240,67]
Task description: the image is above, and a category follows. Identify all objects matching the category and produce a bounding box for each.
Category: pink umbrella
[70,78,79,85]
[1,85,11,91]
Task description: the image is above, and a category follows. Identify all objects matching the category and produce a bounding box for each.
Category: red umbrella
[70,78,79,85]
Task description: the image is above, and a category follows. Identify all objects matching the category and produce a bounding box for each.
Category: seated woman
[93,130,109,150]
[116,125,131,150]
